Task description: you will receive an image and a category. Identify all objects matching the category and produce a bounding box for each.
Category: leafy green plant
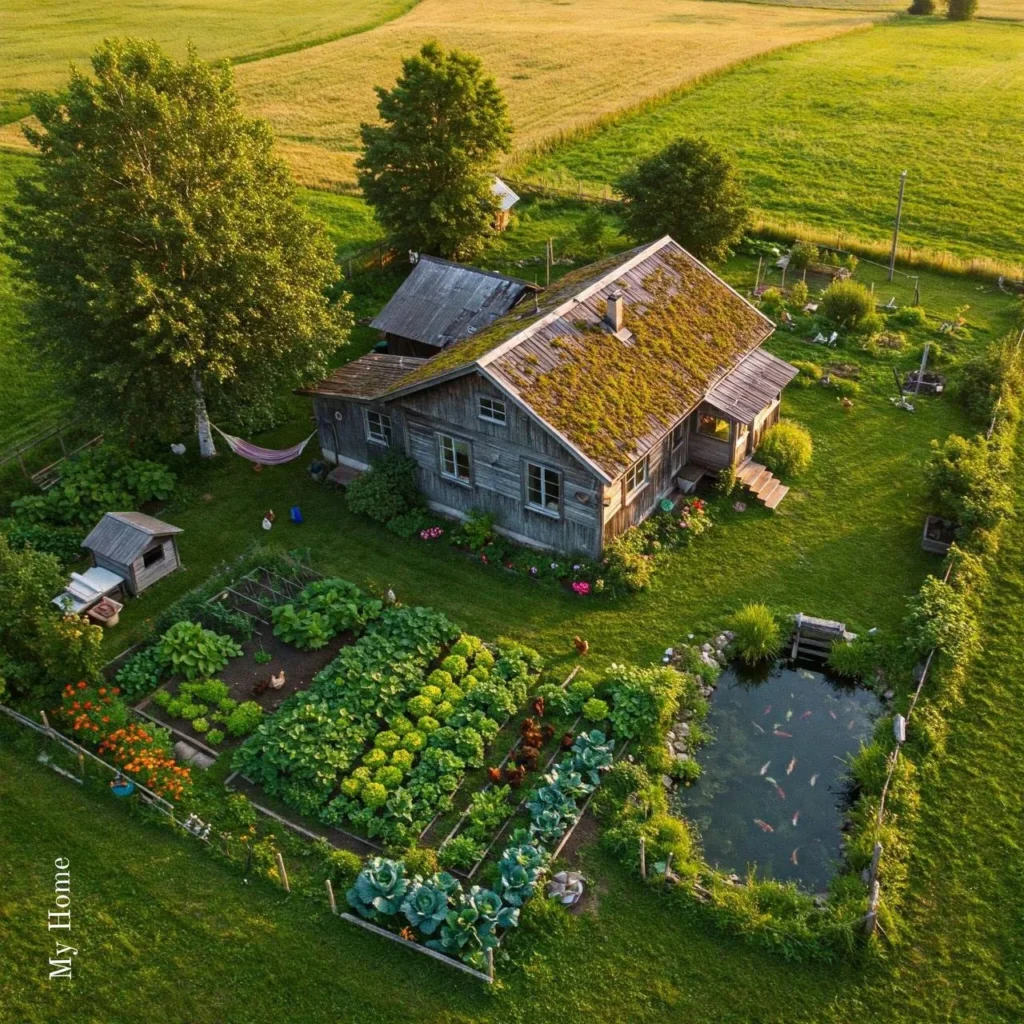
[926,433,1011,531]
[569,730,615,785]
[818,278,875,334]
[497,836,547,906]
[438,835,484,870]
[607,664,684,742]
[730,603,782,665]
[756,420,812,478]
[114,645,168,700]
[401,872,460,935]
[191,717,209,733]
[253,650,273,666]
[157,621,241,680]
[582,697,609,722]
[346,857,409,921]
[206,728,225,745]
[225,700,263,738]
[464,785,512,841]
[345,451,422,524]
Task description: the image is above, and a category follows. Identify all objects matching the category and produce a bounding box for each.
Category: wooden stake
[868,841,883,888]
[639,836,647,880]
[864,880,881,935]
[487,947,495,982]
[275,851,290,893]
[664,851,673,881]
[78,753,85,780]
[325,878,337,914]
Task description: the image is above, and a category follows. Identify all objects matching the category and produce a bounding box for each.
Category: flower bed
[233,607,544,847]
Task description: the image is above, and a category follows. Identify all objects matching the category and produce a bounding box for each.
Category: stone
[701,643,712,653]
[716,652,728,666]
[676,722,691,737]
[724,631,735,641]
[675,752,689,762]
[662,775,675,789]
[683,709,694,720]
[553,871,568,884]
[714,634,729,649]
[673,741,688,755]
[883,689,895,700]
[666,731,676,741]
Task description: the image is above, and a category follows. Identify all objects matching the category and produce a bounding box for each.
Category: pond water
[676,660,882,892]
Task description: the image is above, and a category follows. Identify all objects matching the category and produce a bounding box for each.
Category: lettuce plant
[346,857,408,921]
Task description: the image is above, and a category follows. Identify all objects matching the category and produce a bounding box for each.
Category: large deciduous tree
[357,42,512,260]
[947,0,977,18]
[617,137,749,263]
[6,38,350,457]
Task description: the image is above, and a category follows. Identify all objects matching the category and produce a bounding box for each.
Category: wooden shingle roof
[705,348,799,423]
[384,238,775,479]
[370,256,535,350]
[82,512,181,562]
[297,354,428,400]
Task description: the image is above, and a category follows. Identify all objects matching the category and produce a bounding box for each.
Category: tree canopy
[5,38,350,456]
[357,42,512,260]
[617,137,749,263]
[947,0,978,19]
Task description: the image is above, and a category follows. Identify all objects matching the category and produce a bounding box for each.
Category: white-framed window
[478,396,507,425]
[525,463,561,517]
[624,455,649,499]
[439,434,472,484]
[366,409,393,446]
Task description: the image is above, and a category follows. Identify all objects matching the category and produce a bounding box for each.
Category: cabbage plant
[497,841,546,906]
[569,730,614,785]
[401,872,459,935]
[346,857,408,921]
[546,763,592,799]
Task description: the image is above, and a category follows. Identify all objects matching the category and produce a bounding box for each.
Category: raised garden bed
[904,370,946,395]
[922,514,957,555]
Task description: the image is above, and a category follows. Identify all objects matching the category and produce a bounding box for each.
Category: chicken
[264,509,275,522]
[573,636,589,657]
[531,696,546,718]
[516,745,541,770]
[504,764,527,788]
[560,731,575,751]
[252,679,270,697]
[269,670,286,691]
[487,767,504,785]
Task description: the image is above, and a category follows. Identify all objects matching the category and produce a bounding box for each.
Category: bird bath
[676,659,881,892]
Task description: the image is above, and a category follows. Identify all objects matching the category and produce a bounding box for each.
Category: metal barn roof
[705,348,799,423]
[370,256,534,350]
[82,511,182,563]
[298,353,428,400]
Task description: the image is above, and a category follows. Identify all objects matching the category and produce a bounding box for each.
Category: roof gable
[82,511,181,562]
[370,256,534,350]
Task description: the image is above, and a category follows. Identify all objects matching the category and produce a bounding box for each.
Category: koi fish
[775,784,786,800]
[773,730,792,738]
[800,710,813,720]
[762,705,773,716]
[786,756,797,776]
[790,848,799,866]
[754,819,774,833]
[765,776,778,786]
[848,720,856,731]
[792,810,800,826]
[751,720,765,734]
[759,761,771,776]
[828,710,837,720]
[809,773,819,787]
[785,709,793,722]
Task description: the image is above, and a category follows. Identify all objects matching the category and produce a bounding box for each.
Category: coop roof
[492,177,520,212]
[704,348,799,424]
[298,354,428,401]
[382,237,775,480]
[82,512,182,562]
[370,256,536,350]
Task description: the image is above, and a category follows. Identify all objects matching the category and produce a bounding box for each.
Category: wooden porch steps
[736,460,789,510]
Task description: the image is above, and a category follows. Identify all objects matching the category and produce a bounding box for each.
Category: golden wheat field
[232,0,883,189]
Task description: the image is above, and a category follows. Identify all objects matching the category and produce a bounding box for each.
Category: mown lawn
[523,17,1024,271]
[5,436,1024,1023]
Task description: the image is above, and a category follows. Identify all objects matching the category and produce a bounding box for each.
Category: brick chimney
[606,290,624,332]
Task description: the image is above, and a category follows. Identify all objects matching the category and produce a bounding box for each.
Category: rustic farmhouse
[371,255,537,359]
[302,237,797,557]
[81,511,183,595]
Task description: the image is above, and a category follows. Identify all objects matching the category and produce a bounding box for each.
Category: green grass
[0,0,420,115]
[522,18,1024,273]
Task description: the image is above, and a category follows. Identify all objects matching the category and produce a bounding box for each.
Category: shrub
[386,508,431,539]
[604,537,656,592]
[759,287,785,317]
[908,0,935,12]
[953,342,1019,425]
[788,241,819,269]
[345,451,422,524]
[832,378,860,399]
[730,603,782,665]
[582,697,609,722]
[225,700,263,737]
[715,464,738,496]
[0,520,85,566]
[926,433,1011,530]
[947,0,977,19]
[114,645,167,700]
[788,280,809,307]
[890,304,927,327]
[791,360,823,387]
[756,421,812,478]
[606,664,685,742]
[819,279,875,333]
[904,576,980,664]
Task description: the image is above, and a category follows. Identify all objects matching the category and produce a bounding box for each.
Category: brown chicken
[516,745,541,771]
[573,636,590,657]
[560,731,575,751]
[252,679,270,697]
[487,767,504,785]
[504,764,527,788]
[531,696,546,718]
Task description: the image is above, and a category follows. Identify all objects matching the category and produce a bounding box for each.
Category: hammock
[212,424,316,466]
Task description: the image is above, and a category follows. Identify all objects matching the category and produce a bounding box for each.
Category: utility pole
[888,170,908,282]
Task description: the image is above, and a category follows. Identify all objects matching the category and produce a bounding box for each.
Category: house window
[142,545,165,569]
[366,410,393,446]
[671,419,687,451]
[478,396,507,424]
[439,434,472,484]
[624,456,649,498]
[697,413,731,441]
[525,463,561,517]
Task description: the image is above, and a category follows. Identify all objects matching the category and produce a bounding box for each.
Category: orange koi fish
[792,810,800,826]
[775,784,786,800]
[754,819,774,833]
[773,730,792,738]
[800,710,813,720]
[786,757,797,776]
[790,848,799,866]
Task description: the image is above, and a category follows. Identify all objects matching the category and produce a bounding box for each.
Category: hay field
[0,0,418,118]
[232,0,883,189]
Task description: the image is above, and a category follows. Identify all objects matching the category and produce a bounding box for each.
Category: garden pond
[677,659,881,892]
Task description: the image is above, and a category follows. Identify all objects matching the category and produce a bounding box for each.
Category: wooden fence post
[275,851,290,893]
[867,841,883,889]
[864,880,880,935]
[325,878,337,914]
[487,947,495,983]
[78,753,85,781]
[639,836,647,880]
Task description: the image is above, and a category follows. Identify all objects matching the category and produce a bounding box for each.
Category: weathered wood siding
[751,399,781,450]
[312,396,406,470]
[397,373,603,556]
[602,414,691,544]
[130,538,180,595]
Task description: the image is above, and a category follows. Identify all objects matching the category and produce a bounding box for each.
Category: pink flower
[572,581,591,596]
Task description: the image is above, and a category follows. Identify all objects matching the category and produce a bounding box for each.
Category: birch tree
[6,38,349,456]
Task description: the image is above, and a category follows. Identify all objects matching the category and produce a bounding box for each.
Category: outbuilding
[81,511,183,595]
